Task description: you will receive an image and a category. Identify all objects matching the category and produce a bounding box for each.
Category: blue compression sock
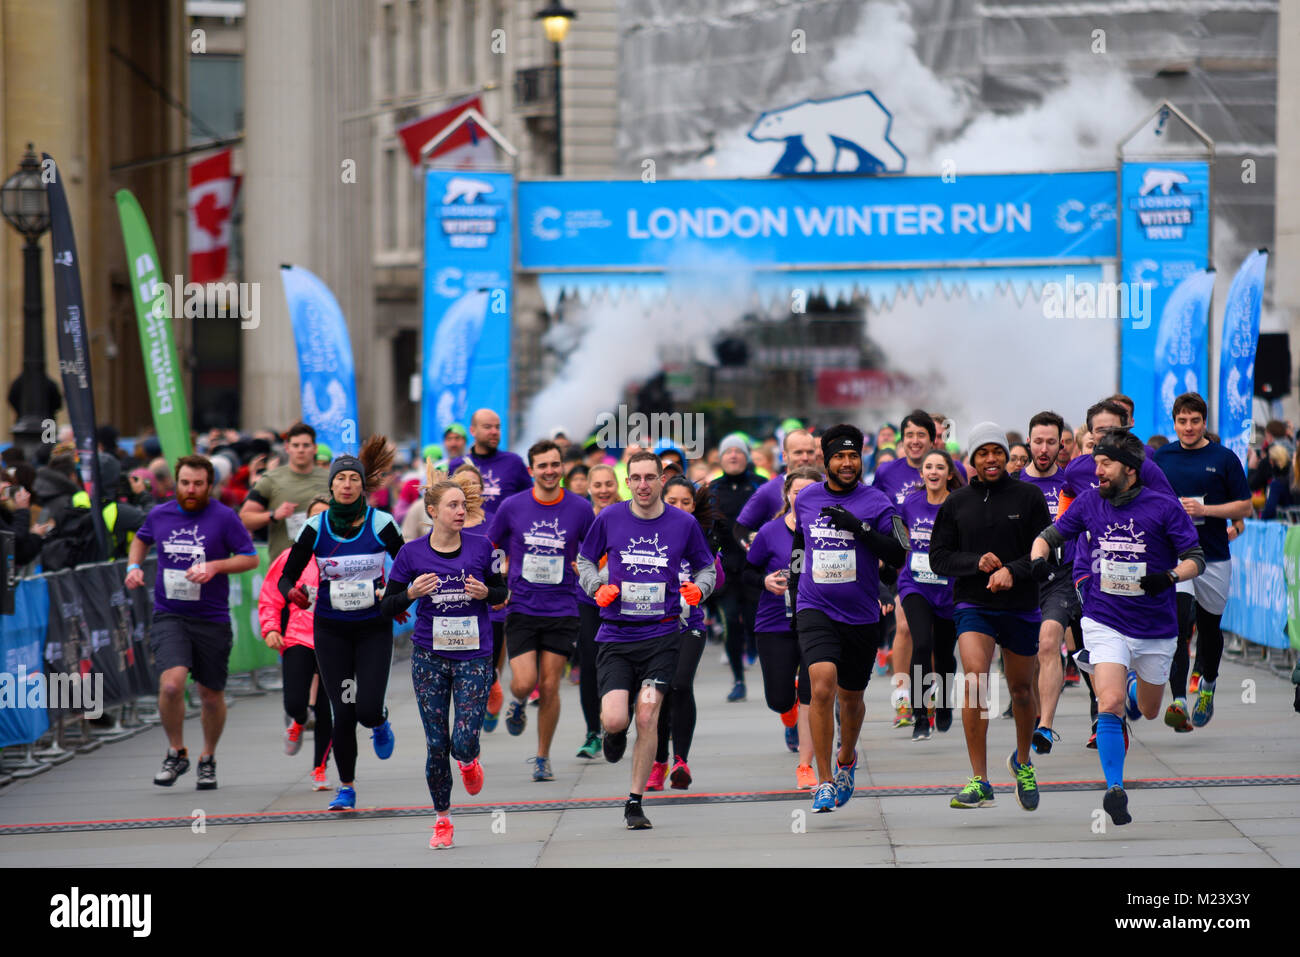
[1096,712,1125,790]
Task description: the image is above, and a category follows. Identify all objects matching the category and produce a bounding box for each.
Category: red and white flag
[397,96,497,168]
[188,149,239,283]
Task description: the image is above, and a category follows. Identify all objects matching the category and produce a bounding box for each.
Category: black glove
[1139,571,1175,595]
[820,505,864,535]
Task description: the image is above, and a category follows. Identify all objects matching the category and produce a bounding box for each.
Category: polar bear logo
[747,91,906,175]
[1139,168,1189,196]
[442,177,494,205]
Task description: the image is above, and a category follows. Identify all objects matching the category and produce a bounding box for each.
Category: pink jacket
[258,547,319,652]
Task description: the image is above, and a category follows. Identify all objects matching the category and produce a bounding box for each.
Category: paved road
[2,641,1297,867]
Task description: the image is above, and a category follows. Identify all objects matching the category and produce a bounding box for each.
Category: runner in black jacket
[708,434,765,702]
[929,422,1051,814]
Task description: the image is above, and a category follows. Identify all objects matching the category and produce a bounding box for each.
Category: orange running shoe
[487,680,503,714]
[310,764,330,791]
[780,702,799,728]
[430,817,454,849]
[459,758,484,795]
[646,760,668,791]
[796,764,817,790]
[1188,672,1201,695]
[284,720,304,756]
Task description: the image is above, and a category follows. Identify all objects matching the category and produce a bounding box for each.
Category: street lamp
[1,143,59,453]
[534,2,576,176]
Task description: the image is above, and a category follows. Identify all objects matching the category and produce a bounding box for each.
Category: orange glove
[680,582,702,607]
[594,584,620,607]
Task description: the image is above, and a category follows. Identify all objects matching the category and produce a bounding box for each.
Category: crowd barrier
[1223,519,1300,652]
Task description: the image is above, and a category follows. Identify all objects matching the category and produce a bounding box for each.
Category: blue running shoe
[328,785,356,811]
[482,711,499,733]
[505,700,528,737]
[1124,671,1141,721]
[531,756,554,782]
[784,724,799,753]
[1191,680,1215,727]
[833,750,858,807]
[372,720,395,760]
[950,777,995,808]
[811,781,836,813]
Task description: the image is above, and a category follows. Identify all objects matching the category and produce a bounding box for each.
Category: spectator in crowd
[1007,443,1030,477]
[0,467,48,568]
[1260,443,1295,520]
[149,457,176,501]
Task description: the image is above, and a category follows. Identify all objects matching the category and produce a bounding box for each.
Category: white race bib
[285,510,307,542]
[163,568,200,602]
[432,616,480,651]
[621,581,666,617]
[812,549,856,584]
[330,580,375,611]
[1099,558,1145,597]
[521,552,564,585]
[909,551,948,585]
[1190,495,1206,527]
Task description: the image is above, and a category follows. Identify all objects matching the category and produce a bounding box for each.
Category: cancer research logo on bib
[438,176,504,250]
[1129,168,1204,241]
[619,535,671,576]
[747,90,906,175]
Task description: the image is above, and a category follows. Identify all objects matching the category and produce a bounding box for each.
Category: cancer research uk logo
[1129,167,1204,241]
[438,176,504,250]
[747,90,907,175]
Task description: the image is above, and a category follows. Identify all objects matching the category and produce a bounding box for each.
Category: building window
[463,0,477,88]
[408,171,424,251]
[384,146,399,250]
[408,1,423,92]
[383,1,397,97]
[434,0,448,90]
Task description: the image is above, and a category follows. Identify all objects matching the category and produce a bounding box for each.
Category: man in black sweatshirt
[929,422,1051,814]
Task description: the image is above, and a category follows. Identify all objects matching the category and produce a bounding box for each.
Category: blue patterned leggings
[411,646,494,812]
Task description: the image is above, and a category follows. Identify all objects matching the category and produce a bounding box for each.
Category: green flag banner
[226,544,279,673]
[1284,526,1300,652]
[114,189,191,464]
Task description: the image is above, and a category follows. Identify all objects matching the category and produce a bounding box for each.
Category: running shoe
[1188,671,1201,696]
[1063,655,1081,687]
[153,748,190,787]
[1103,785,1132,826]
[624,800,652,830]
[528,687,541,705]
[1032,726,1060,755]
[893,700,914,728]
[833,750,858,807]
[912,715,932,741]
[811,781,836,813]
[1124,670,1142,720]
[505,700,528,736]
[482,711,499,733]
[458,758,484,795]
[328,785,356,810]
[669,756,692,790]
[784,724,800,752]
[780,702,799,728]
[1086,717,1131,752]
[646,760,668,791]
[949,777,994,808]
[874,648,890,675]
[430,817,454,849]
[603,729,628,764]
[285,720,305,756]
[371,719,395,759]
[796,764,817,790]
[1191,681,1215,728]
[311,764,330,791]
[531,756,554,782]
[196,755,218,791]
[483,680,503,732]
[1001,700,1014,719]
[1164,698,1194,733]
[934,708,953,733]
[745,651,758,668]
[1006,751,1039,811]
[576,730,602,759]
[726,681,746,702]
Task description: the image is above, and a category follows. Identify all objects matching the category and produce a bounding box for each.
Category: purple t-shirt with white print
[486,488,594,618]
[895,490,954,618]
[793,482,898,626]
[136,499,256,622]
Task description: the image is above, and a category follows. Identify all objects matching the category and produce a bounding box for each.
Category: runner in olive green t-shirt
[240,423,330,559]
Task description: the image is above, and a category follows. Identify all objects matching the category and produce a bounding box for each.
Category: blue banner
[422,170,514,449]
[280,265,360,457]
[1152,268,1215,438]
[1222,519,1289,650]
[0,577,51,747]
[1119,161,1211,439]
[519,171,1117,271]
[1218,249,1268,468]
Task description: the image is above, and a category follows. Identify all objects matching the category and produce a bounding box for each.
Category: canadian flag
[396,96,497,168]
[188,149,239,283]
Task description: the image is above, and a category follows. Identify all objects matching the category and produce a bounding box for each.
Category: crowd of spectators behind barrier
[3,411,1299,578]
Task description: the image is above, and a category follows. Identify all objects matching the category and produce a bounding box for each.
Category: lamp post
[1,143,58,454]
[535,2,576,176]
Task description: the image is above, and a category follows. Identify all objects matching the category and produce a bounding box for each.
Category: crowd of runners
[122,393,1254,846]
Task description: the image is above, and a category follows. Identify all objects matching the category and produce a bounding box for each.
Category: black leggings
[713,588,749,683]
[1171,593,1226,696]
[755,630,811,713]
[578,603,601,734]
[901,593,957,712]
[313,616,392,784]
[283,645,333,768]
[656,629,705,763]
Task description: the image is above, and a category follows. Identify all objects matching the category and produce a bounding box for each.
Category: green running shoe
[1007,751,1039,811]
[950,776,995,808]
[576,731,602,759]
